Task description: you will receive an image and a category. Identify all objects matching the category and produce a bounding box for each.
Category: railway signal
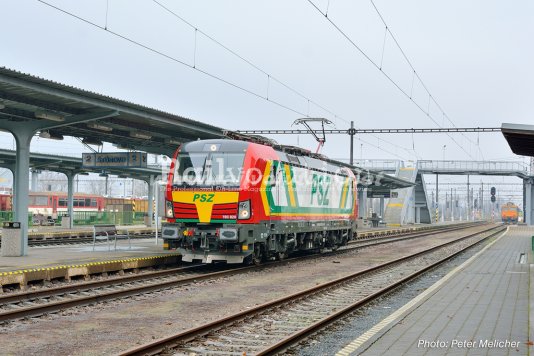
[490,186,496,203]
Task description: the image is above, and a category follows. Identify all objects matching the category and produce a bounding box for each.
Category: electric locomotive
[501,202,519,224]
[162,138,358,264]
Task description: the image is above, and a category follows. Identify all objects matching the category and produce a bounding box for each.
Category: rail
[0,222,484,322]
[119,224,504,355]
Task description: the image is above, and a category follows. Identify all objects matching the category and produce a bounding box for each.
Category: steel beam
[37,110,120,130]
[236,127,501,135]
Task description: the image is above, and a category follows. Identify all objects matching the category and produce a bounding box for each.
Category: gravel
[0,225,494,355]
[294,234,496,356]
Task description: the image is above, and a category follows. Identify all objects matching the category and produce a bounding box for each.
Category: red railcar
[0,192,105,217]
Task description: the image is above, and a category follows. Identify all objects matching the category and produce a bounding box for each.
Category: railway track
[349,221,483,249]
[19,221,478,247]
[119,224,505,356]
[27,234,155,247]
[0,222,489,325]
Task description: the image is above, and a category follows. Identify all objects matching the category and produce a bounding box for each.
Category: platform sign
[82,152,147,168]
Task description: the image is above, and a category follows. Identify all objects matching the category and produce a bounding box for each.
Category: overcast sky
[1,0,532,199]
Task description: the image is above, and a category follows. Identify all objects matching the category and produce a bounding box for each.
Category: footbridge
[354,159,532,226]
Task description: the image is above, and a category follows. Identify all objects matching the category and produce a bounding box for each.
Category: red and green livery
[162,139,358,264]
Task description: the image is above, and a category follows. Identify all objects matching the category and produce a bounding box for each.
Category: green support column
[13,128,33,256]
[66,172,74,228]
[147,175,155,227]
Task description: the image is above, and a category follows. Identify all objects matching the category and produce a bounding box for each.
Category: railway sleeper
[205,340,267,349]
[184,347,244,356]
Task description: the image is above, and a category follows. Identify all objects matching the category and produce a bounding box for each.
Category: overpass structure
[354,159,530,178]
[354,159,531,226]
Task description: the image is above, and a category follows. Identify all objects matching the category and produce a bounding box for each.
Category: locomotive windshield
[173,151,245,187]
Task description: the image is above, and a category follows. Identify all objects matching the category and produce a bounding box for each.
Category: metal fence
[0,211,149,226]
[71,211,148,225]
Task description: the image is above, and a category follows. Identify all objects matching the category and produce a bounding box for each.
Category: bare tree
[133,179,148,198]
[37,171,67,192]
[86,178,107,196]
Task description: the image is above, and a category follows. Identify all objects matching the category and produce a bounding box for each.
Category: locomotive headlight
[165,201,174,218]
[238,200,251,220]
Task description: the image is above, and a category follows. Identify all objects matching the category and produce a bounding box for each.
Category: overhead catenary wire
[368,0,485,160]
[104,0,109,30]
[37,1,306,117]
[37,0,418,160]
[306,0,477,160]
[150,0,418,158]
[151,0,338,120]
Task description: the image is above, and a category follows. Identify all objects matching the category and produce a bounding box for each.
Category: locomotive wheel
[252,244,264,265]
[276,251,286,261]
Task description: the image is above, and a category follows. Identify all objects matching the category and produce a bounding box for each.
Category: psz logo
[310,174,330,206]
[192,193,215,203]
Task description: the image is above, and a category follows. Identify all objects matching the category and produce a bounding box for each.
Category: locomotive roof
[181,139,346,171]
[181,138,414,189]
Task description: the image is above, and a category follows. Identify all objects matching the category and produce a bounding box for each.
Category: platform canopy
[0,67,224,155]
[501,123,534,157]
[0,149,160,181]
[501,123,534,226]
[357,169,414,194]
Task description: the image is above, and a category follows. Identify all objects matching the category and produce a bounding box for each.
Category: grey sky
[0,0,532,200]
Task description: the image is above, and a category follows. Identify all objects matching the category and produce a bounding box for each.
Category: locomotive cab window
[287,154,300,165]
[174,151,245,187]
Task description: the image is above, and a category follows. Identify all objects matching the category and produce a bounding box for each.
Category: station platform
[337,225,533,356]
[0,238,179,290]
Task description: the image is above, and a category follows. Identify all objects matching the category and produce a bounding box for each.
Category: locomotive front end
[162,140,265,264]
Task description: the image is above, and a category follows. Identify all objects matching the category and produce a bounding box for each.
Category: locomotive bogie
[163,219,353,264]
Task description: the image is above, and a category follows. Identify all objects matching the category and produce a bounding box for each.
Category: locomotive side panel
[162,139,358,264]
[262,161,355,220]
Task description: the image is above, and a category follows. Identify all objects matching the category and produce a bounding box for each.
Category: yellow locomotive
[501,202,519,224]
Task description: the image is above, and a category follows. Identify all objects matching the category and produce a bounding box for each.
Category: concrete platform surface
[0,238,180,289]
[337,225,533,356]
[0,238,171,273]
